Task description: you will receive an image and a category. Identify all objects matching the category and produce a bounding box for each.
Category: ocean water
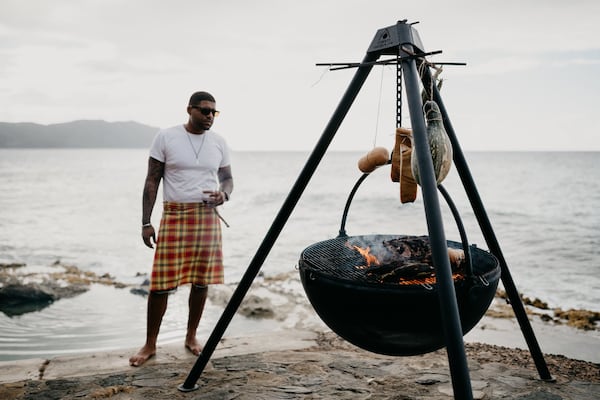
[0,149,598,361]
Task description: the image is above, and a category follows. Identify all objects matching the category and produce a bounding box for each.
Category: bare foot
[129,345,156,367]
[185,337,203,356]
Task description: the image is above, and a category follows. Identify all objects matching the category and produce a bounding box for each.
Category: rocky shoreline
[0,261,126,316]
[2,261,598,332]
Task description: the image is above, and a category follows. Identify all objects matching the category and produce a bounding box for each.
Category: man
[129,91,233,367]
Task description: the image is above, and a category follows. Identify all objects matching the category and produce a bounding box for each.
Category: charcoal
[368,262,435,283]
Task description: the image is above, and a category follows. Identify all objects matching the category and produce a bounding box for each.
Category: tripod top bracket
[368,20,425,55]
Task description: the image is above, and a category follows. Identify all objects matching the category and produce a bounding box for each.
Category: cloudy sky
[1,0,599,151]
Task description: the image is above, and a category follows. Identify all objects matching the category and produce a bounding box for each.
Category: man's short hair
[189,91,216,106]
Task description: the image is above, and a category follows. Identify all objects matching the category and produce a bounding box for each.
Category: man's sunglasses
[190,106,220,117]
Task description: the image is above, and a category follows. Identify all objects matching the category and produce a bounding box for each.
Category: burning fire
[346,243,380,268]
[348,240,466,285]
[396,273,465,286]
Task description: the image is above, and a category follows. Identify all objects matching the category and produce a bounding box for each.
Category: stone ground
[0,330,598,400]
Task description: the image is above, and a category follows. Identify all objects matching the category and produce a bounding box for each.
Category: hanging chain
[396,49,403,128]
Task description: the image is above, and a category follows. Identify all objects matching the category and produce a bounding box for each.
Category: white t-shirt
[149,124,231,203]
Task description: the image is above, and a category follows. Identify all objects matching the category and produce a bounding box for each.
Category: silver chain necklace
[186,132,207,165]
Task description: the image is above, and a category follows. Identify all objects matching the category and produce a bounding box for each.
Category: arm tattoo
[142,158,164,223]
[218,165,234,196]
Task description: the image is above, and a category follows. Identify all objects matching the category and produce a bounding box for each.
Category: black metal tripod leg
[403,55,474,400]
[178,50,380,392]
[429,79,554,382]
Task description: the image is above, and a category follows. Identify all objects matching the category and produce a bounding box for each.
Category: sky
[1,0,599,151]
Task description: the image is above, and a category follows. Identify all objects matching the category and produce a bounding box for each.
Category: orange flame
[396,272,465,286]
[349,244,380,268]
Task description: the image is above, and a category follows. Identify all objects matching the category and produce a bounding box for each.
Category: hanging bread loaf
[358,147,389,173]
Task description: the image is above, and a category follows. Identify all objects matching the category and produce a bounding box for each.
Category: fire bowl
[298,234,500,356]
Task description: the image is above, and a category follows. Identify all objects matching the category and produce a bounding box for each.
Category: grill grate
[300,234,414,284]
[300,234,473,287]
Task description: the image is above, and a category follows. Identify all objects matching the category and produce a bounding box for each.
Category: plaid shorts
[150,202,224,291]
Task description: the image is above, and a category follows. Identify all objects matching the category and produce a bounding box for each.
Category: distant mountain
[0,120,159,148]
